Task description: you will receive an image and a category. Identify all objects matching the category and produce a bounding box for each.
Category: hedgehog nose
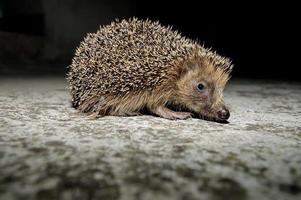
[217,107,230,120]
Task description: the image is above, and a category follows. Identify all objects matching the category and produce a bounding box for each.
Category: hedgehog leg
[124,111,142,116]
[152,105,192,120]
[110,111,142,117]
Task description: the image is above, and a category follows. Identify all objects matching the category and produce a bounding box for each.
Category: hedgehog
[67,18,233,122]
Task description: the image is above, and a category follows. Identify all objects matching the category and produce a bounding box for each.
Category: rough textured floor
[0,77,301,200]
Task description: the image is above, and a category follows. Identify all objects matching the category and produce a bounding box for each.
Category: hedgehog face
[176,58,231,122]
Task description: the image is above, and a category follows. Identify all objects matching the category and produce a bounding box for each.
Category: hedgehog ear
[180,59,198,77]
[182,59,198,71]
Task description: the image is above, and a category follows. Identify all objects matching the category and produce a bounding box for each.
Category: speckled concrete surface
[0,77,301,200]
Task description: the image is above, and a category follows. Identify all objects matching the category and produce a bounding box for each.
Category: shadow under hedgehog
[67,18,233,123]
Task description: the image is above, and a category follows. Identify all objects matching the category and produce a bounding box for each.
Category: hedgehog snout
[217,106,230,120]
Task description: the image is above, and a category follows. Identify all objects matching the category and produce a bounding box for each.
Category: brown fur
[77,49,231,121]
[171,52,231,121]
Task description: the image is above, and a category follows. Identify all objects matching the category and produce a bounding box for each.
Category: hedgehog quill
[67,18,233,122]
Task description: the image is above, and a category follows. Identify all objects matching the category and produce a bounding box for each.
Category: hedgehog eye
[197,83,205,92]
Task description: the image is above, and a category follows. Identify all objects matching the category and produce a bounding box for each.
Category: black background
[0,0,299,81]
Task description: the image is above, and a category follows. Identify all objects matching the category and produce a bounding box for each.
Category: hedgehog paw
[153,105,192,120]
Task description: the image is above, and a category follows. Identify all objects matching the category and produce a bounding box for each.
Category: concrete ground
[0,77,300,200]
